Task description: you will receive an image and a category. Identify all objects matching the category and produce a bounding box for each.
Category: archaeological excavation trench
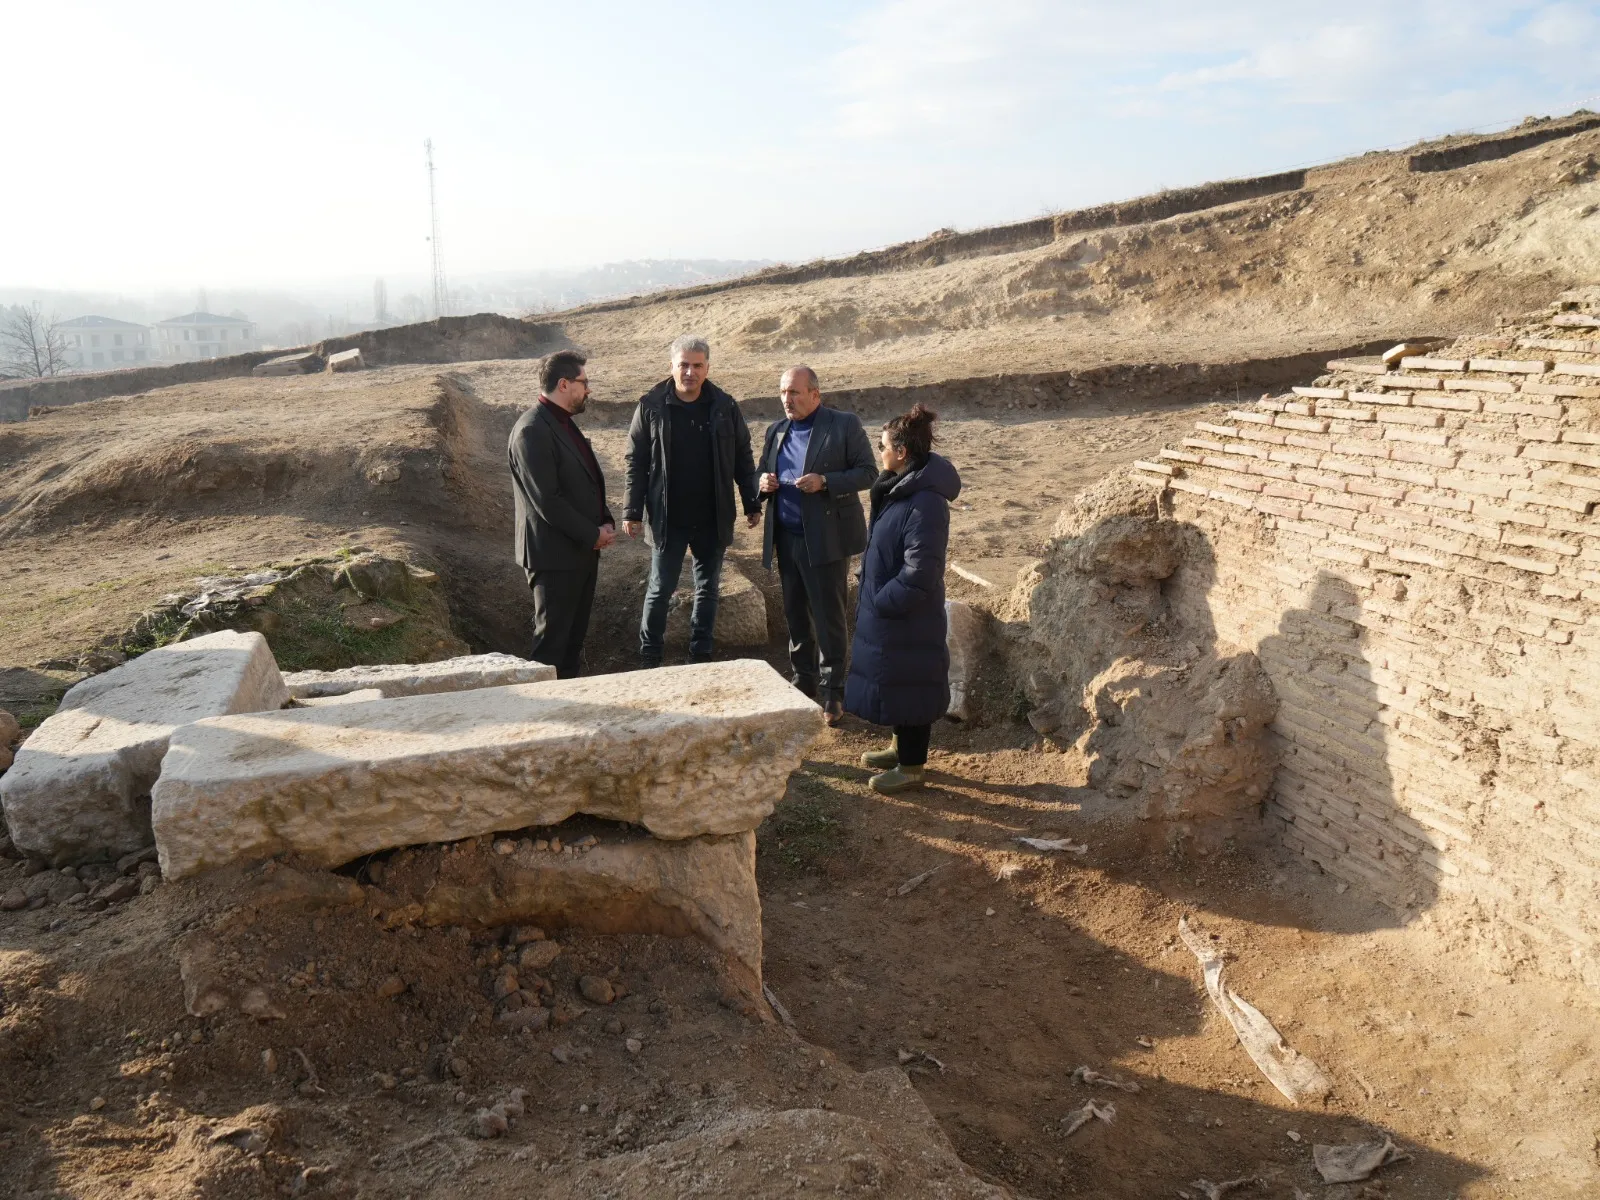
[3,318,1600,1197]
[8,117,1600,1197]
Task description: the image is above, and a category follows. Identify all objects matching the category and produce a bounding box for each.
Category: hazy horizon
[5,2,1599,296]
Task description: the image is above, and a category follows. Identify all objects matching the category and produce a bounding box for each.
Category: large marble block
[281,652,555,699]
[152,660,822,879]
[2,631,288,863]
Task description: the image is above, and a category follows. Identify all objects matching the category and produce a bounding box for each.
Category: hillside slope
[556,123,1600,402]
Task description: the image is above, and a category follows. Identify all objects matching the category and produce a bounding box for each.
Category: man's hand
[758,472,779,494]
[796,473,825,494]
[745,511,762,529]
[595,523,617,550]
[622,520,642,538]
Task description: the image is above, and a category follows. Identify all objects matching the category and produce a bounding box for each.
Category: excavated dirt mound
[1002,472,1279,851]
[0,355,1227,676]
[555,126,1600,402]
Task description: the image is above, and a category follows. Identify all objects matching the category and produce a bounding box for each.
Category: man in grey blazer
[508,350,616,678]
[757,364,877,724]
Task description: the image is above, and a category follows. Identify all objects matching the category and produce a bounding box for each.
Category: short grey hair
[782,364,819,390]
[670,334,711,361]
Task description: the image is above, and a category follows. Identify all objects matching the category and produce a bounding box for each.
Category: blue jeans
[640,525,724,661]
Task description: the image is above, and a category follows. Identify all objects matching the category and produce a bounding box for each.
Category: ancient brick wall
[1132,312,1600,986]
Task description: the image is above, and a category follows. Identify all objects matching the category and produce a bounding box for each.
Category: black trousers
[527,555,598,679]
[775,525,849,702]
[894,724,932,767]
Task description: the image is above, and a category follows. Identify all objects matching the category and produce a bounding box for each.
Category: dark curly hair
[882,403,937,460]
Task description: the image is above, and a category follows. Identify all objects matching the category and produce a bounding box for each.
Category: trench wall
[1407,113,1600,172]
[1132,326,1600,985]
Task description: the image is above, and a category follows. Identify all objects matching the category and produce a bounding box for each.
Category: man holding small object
[756,364,876,724]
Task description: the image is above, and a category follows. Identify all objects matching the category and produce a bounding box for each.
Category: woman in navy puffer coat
[844,404,961,793]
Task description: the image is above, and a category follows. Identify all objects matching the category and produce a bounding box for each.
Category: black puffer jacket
[624,379,760,547]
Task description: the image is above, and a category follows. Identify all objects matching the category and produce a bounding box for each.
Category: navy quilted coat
[844,453,962,727]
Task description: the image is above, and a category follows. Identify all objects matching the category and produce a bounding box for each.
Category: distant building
[58,316,153,370]
[155,311,255,361]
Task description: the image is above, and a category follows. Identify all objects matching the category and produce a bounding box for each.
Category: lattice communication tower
[425,138,449,318]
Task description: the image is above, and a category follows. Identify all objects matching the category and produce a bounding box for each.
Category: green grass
[760,771,848,874]
[265,598,414,672]
[120,608,191,657]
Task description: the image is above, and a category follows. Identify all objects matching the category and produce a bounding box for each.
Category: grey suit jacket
[509,402,613,574]
[758,405,877,569]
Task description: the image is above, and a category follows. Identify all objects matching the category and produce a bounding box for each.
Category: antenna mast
[425,138,449,318]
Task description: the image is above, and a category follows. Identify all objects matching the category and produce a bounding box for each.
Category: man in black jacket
[756,364,876,723]
[508,350,616,678]
[623,335,760,666]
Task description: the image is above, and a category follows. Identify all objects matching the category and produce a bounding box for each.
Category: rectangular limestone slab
[151,659,824,879]
[1,631,288,864]
[281,653,556,699]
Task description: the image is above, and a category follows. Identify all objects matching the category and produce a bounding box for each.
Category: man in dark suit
[757,364,876,724]
[508,350,616,678]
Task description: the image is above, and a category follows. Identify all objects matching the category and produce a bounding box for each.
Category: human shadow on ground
[758,758,1485,1200]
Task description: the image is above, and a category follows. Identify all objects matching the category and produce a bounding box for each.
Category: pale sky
[7,1,1600,291]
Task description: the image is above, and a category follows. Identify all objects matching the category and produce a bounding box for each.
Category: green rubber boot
[869,764,924,794]
[860,740,899,770]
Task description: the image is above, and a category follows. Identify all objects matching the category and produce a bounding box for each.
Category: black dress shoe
[823,698,844,727]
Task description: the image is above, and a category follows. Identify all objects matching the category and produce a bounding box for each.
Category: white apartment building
[155,311,255,360]
[58,315,153,370]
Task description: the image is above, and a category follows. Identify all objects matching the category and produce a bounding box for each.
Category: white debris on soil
[1177,917,1332,1105]
[1017,837,1088,855]
[1061,1099,1116,1137]
[1312,1137,1410,1183]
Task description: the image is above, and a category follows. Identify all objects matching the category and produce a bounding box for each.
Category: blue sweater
[775,414,815,532]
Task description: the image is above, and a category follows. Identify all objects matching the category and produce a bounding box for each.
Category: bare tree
[0,302,73,378]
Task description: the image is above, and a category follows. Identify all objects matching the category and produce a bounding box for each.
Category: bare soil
[3,724,1596,1198]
